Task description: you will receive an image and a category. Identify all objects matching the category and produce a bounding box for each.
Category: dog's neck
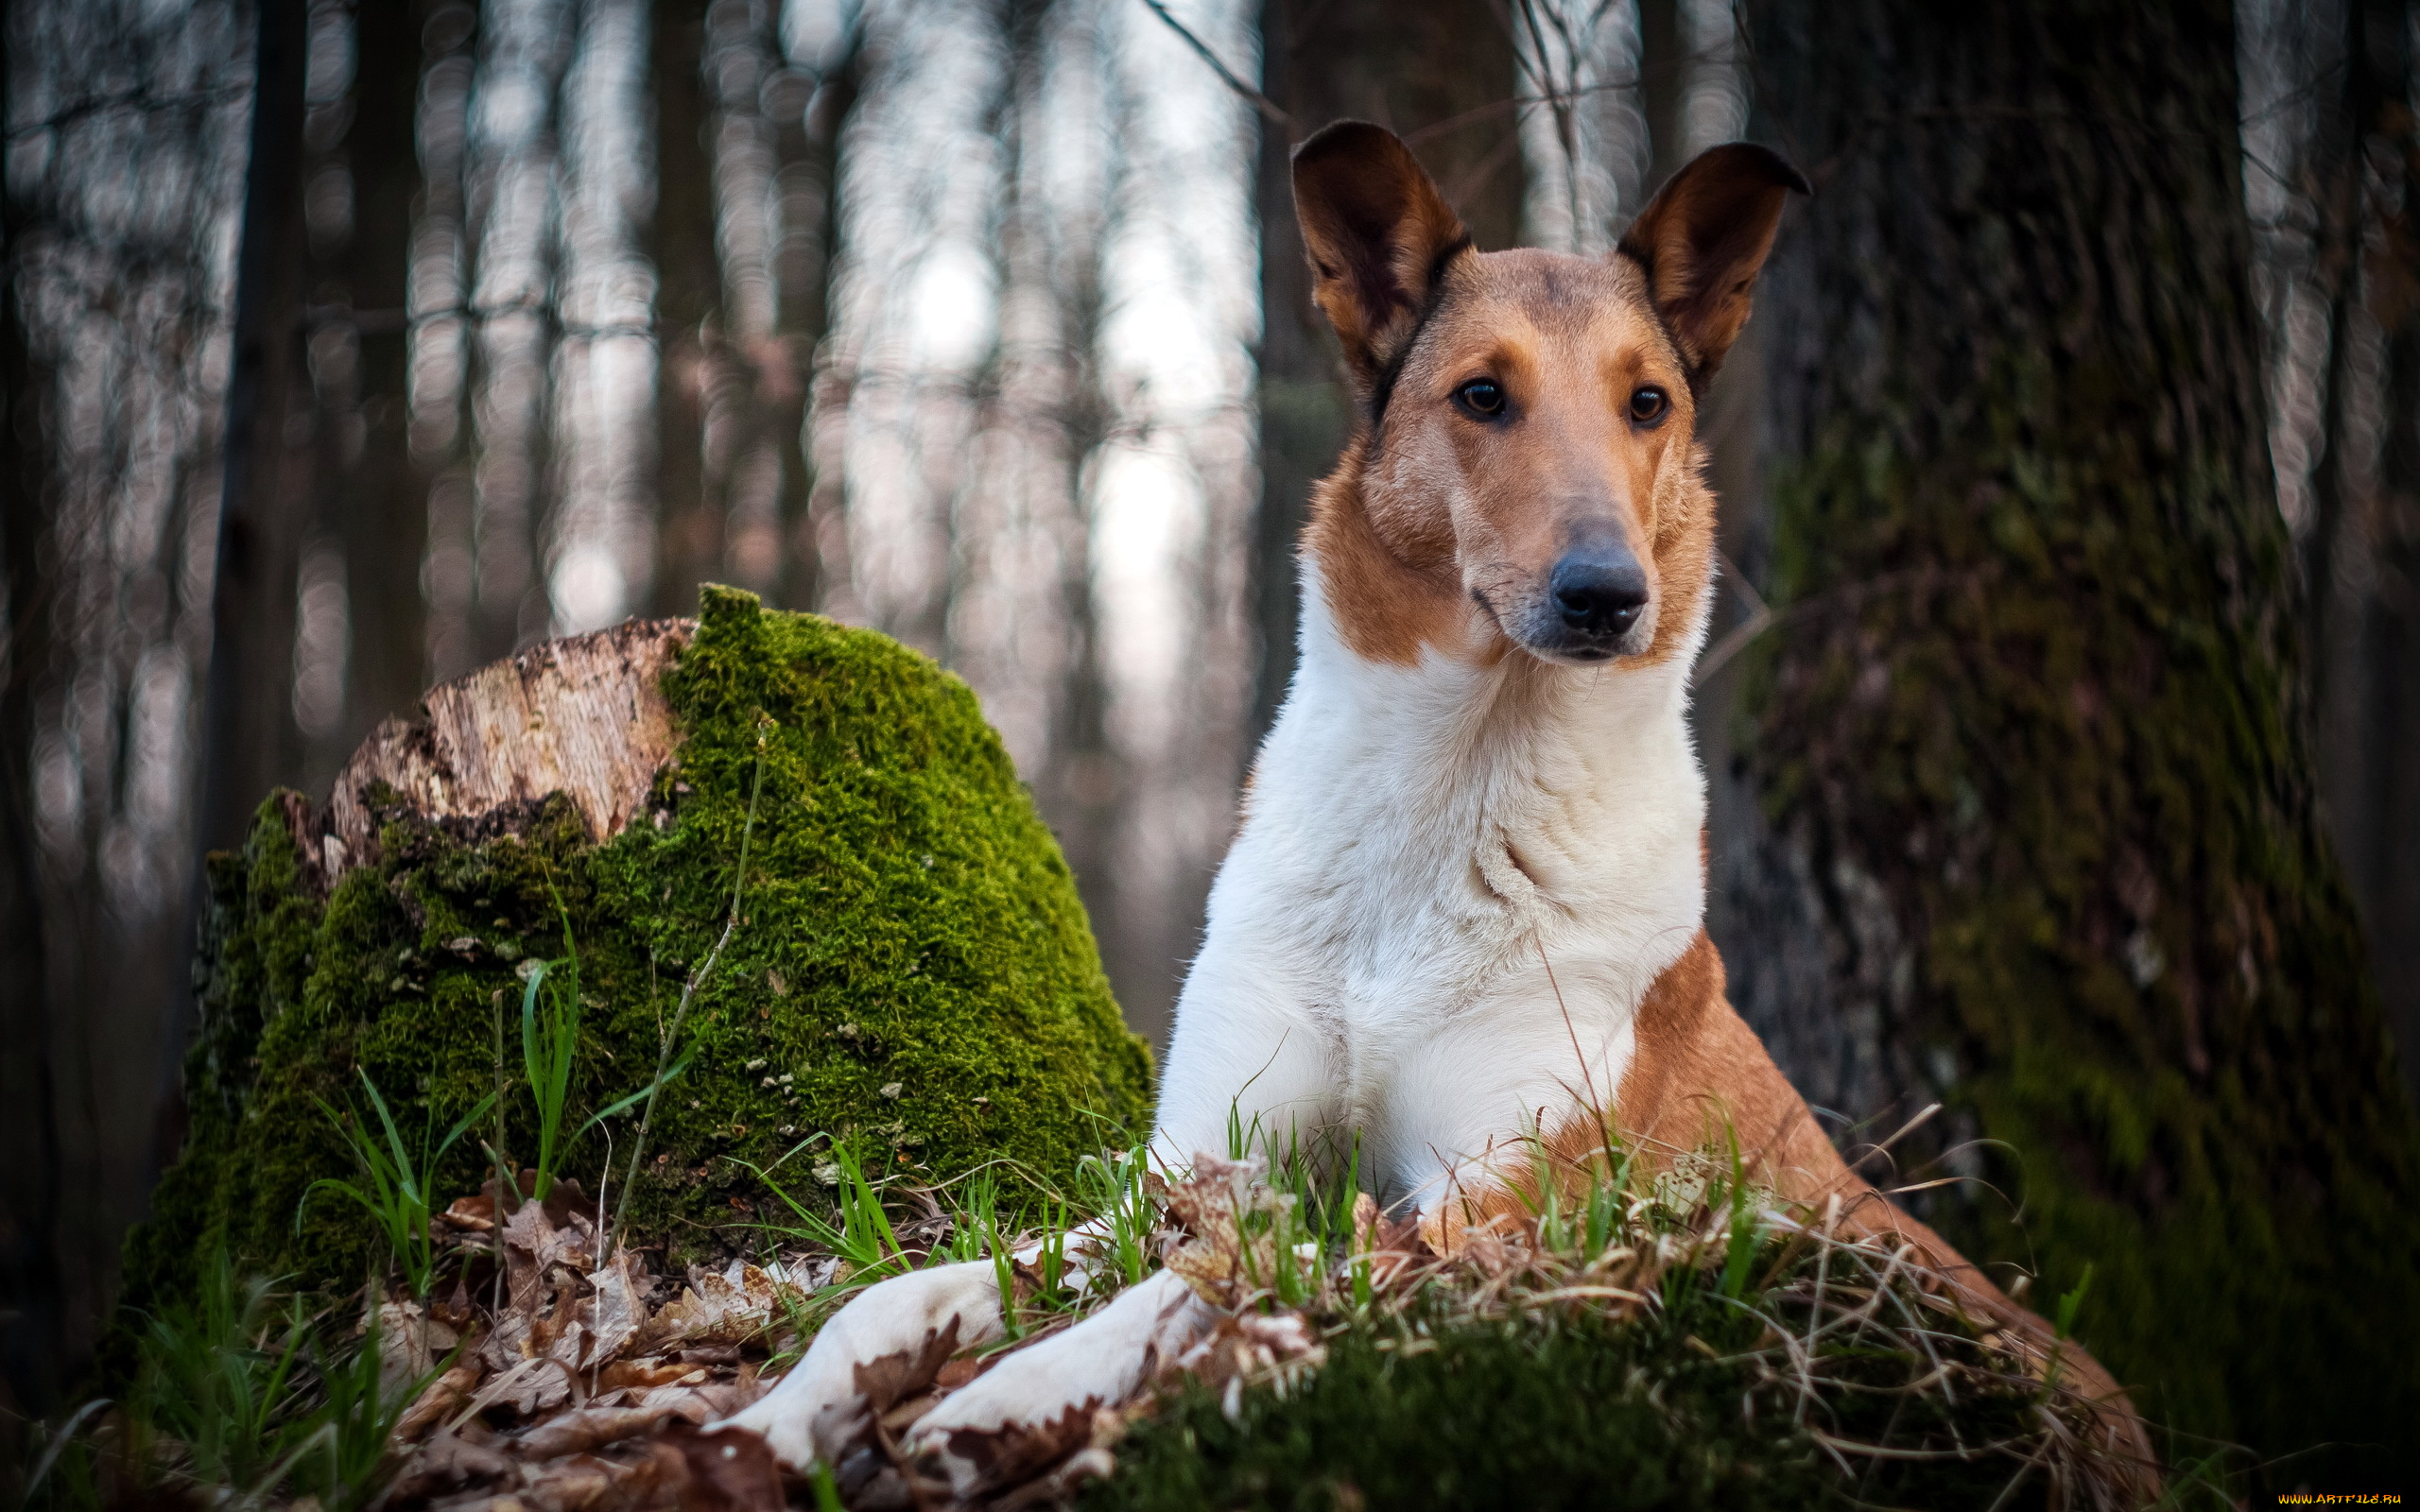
[1243,545,1711,997]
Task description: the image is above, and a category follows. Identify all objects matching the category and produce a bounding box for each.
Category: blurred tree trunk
[1636,0,1685,194]
[1249,0,1524,739]
[2306,0,2420,1112]
[769,26,861,613]
[0,35,63,1412]
[785,26,863,615]
[197,0,314,857]
[330,0,432,751]
[1735,0,2420,1481]
[649,0,720,619]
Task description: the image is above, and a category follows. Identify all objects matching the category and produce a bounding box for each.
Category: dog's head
[1294,122,1805,669]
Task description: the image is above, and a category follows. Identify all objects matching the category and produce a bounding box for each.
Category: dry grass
[13,1132,2217,1512]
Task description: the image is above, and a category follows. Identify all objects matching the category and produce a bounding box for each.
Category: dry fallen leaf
[579,1248,648,1366]
[658,1423,786,1512]
[594,1357,694,1394]
[378,1300,463,1398]
[510,1404,674,1460]
[849,1315,964,1413]
[441,1194,499,1232]
[396,1363,483,1444]
[922,1401,1098,1502]
[634,1263,796,1351]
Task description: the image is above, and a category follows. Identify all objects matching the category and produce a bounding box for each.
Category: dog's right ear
[1616,143,1809,383]
[1292,121,1474,397]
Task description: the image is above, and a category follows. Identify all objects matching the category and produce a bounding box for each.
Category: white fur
[1156,558,1712,1207]
[724,1260,1003,1466]
[903,1270,1216,1497]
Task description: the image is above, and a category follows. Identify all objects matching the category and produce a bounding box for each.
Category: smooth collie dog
[733,121,2147,1493]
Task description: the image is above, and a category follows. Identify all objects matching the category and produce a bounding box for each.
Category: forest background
[3,0,2416,1476]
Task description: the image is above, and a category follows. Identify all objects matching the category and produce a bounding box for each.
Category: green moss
[120,588,1150,1319]
[1090,1281,2064,1512]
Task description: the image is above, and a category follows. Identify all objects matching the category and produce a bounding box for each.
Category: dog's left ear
[1292,121,1474,397]
[1616,144,1809,382]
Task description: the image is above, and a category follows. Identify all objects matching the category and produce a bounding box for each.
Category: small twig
[1796,1193,1840,1427]
[1842,1101,1943,1181]
[595,1122,614,1263]
[1137,0,1290,127]
[1808,1429,2040,1462]
[1715,548,1768,619]
[611,740,769,1246]
[491,988,512,1321]
[1537,940,1603,1114]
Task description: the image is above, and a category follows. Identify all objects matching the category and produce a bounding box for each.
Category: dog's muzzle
[1518,543,1654,662]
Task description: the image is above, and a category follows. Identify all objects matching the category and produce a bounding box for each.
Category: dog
[730,121,2148,1495]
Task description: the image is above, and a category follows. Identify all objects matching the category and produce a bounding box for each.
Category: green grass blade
[580,1049,693,1138]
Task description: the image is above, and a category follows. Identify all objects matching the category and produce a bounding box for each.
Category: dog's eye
[1629,386,1670,425]
[1454,379,1506,419]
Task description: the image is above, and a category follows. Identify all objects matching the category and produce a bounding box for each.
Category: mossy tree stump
[121,588,1151,1316]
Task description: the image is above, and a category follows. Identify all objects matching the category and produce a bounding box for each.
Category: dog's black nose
[1549,554,1650,636]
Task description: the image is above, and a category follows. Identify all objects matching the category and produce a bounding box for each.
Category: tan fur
[1617,941,2152,1464]
[1297,136,1726,675]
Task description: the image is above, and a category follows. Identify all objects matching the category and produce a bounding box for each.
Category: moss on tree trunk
[1733,0,2420,1482]
[119,588,1150,1322]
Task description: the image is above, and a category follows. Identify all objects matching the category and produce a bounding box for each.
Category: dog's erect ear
[1616,144,1808,381]
[1292,121,1474,395]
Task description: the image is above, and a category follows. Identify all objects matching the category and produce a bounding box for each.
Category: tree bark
[1728,0,2420,1481]
[1250,0,1525,741]
[2350,0,2420,1120]
[787,27,863,617]
[769,26,860,614]
[2305,0,2420,1114]
[313,617,687,885]
[0,27,64,1412]
[196,0,315,859]
[1636,0,1685,194]
[648,0,721,620]
[330,0,434,755]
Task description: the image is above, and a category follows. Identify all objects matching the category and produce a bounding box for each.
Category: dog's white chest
[1154,589,1709,1200]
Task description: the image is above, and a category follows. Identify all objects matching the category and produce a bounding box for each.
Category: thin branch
[5,85,248,141]
[1692,599,1782,687]
[1715,548,1767,619]
[1400,76,1645,148]
[1137,0,1290,129]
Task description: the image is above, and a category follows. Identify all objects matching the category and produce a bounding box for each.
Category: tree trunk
[648,0,721,620]
[196,0,314,859]
[1728,0,2420,1481]
[1250,0,1524,739]
[2351,0,2420,1121]
[1636,0,1685,194]
[0,33,64,1412]
[787,26,863,617]
[769,26,861,614]
[2306,0,2420,1115]
[330,0,434,755]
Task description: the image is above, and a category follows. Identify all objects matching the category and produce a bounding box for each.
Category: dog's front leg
[901,1268,1217,1500]
[723,1260,1006,1469]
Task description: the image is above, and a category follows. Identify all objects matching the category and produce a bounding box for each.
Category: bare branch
[1138,0,1290,129]
[5,84,247,142]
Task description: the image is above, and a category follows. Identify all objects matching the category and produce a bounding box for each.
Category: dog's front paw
[902,1269,1215,1500]
[721,1260,1004,1469]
